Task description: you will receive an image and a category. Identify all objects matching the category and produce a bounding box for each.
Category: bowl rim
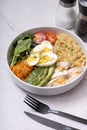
[7,26,87,90]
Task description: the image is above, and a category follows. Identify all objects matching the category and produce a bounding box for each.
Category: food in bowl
[9,29,86,88]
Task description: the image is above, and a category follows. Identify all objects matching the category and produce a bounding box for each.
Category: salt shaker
[55,0,77,29]
[75,0,87,42]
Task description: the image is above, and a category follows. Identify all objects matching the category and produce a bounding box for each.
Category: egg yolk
[54,78,68,85]
[39,55,50,64]
[27,55,37,62]
[41,47,51,54]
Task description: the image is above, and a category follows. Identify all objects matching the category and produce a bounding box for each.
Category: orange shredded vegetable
[11,60,33,80]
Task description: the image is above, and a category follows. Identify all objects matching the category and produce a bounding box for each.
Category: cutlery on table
[24,95,87,125]
[24,111,79,130]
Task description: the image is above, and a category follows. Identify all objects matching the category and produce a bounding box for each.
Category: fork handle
[49,109,87,125]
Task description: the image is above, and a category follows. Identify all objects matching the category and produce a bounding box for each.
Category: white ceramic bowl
[7,27,87,96]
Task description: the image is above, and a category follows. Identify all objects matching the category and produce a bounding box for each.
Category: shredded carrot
[10,60,33,80]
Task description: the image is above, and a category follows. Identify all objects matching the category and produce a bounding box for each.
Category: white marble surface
[0,0,87,130]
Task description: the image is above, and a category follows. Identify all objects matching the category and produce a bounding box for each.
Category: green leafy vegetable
[38,65,55,86]
[25,67,48,86]
[10,34,33,66]
[25,65,55,86]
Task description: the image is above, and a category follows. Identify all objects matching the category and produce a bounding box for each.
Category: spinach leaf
[18,33,34,40]
[10,34,33,66]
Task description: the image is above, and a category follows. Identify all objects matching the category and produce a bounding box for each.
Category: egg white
[33,40,53,54]
[37,52,58,67]
[27,53,40,66]
[41,40,53,50]
[27,40,58,67]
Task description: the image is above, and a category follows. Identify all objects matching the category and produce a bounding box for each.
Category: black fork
[24,95,87,125]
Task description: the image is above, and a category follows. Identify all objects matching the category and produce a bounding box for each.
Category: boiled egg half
[37,52,58,67]
[32,40,53,54]
[27,40,58,67]
[27,53,40,66]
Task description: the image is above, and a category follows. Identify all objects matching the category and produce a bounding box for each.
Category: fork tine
[24,99,40,112]
[26,95,43,105]
[24,95,49,114]
[25,95,44,106]
[25,96,40,109]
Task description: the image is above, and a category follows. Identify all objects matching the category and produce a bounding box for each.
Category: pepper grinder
[75,0,87,42]
[55,0,77,29]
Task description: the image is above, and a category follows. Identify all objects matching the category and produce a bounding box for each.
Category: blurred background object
[75,0,87,42]
[55,0,77,29]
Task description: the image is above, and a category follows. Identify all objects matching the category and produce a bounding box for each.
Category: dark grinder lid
[79,0,87,16]
[60,0,76,4]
